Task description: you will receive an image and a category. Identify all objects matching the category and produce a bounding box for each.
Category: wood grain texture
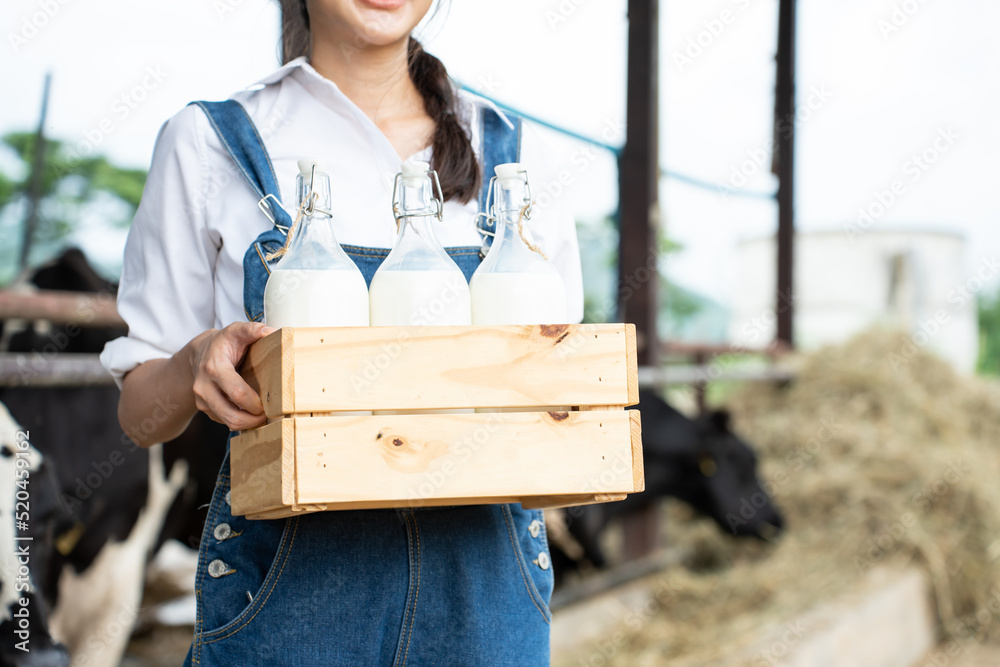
[281,418,296,505]
[291,411,637,505]
[245,494,628,517]
[230,420,290,515]
[227,410,636,517]
[625,323,640,406]
[629,409,645,492]
[240,324,636,416]
[240,328,291,417]
[245,504,327,521]
[520,493,628,510]
[232,323,643,516]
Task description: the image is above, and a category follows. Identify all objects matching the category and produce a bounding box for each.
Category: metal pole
[618,0,660,561]
[618,0,660,366]
[774,0,796,347]
[20,72,51,273]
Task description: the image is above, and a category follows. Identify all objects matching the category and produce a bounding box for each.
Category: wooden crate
[230,323,642,519]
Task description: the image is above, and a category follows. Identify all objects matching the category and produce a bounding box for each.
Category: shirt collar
[245,56,310,89]
[242,56,497,153]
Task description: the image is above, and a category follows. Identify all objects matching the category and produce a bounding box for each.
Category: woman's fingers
[215,363,265,416]
[191,321,276,430]
[222,322,276,363]
[194,377,266,431]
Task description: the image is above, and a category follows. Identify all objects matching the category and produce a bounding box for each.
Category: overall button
[528,519,542,538]
[214,523,233,541]
[208,559,235,579]
[225,490,232,506]
[534,552,551,570]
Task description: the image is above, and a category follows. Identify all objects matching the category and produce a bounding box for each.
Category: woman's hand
[190,322,275,431]
[118,322,275,447]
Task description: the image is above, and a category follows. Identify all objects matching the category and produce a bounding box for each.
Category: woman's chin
[346,0,431,45]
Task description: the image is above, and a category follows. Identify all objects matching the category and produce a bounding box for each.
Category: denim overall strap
[190,100,292,322]
[477,107,522,254]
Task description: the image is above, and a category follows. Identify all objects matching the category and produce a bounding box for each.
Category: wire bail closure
[475,168,533,242]
[391,168,445,227]
[263,164,332,261]
[302,162,333,219]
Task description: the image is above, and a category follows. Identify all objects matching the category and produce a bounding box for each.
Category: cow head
[640,391,784,540]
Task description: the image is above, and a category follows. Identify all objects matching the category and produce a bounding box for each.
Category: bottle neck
[287,170,340,263]
[496,178,529,220]
[397,175,443,247]
[492,179,531,251]
[296,171,332,214]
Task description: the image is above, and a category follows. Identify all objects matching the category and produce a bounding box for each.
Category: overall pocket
[192,473,298,646]
[502,504,554,624]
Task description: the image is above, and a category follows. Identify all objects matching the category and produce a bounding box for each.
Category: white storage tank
[729,229,980,373]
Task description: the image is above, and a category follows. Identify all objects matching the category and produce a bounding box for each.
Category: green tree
[0,131,146,283]
[978,288,1000,376]
[576,215,702,329]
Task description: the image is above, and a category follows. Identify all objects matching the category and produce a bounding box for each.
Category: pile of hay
[558,329,1000,666]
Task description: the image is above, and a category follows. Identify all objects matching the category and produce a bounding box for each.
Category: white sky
[2,0,998,302]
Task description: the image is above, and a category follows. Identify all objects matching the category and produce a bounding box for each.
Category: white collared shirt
[100,58,584,387]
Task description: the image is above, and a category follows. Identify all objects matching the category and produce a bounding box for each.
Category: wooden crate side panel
[287,324,633,412]
[625,323,639,407]
[241,328,294,418]
[290,411,635,505]
[629,408,644,492]
[243,493,635,518]
[520,493,628,510]
[230,420,291,515]
[245,503,327,520]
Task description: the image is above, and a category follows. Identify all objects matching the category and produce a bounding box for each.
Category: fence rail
[0,353,115,387]
[0,289,124,328]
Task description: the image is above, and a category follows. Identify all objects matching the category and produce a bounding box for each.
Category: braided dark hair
[279,1,480,203]
[406,36,479,203]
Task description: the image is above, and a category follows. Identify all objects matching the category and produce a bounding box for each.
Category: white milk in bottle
[369,159,471,413]
[470,163,569,412]
[263,160,370,415]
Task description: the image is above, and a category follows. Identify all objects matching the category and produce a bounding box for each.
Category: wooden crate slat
[244,493,630,518]
[229,410,639,515]
[241,324,638,417]
[293,411,636,504]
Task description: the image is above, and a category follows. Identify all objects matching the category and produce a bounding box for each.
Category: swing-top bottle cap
[495,162,525,186]
[297,159,327,175]
[401,158,431,185]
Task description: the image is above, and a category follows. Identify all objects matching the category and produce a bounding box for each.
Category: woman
[102,0,583,664]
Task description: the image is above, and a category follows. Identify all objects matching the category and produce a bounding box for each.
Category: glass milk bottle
[470,163,567,325]
[263,160,370,328]
[264,161,370,416]
[369,159,472,414]
[369,159,471,327]
[471,163,568,413]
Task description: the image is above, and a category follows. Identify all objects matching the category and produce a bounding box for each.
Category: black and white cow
[554,389,784,572]
[0,249,228,666]
[0,404,67,667]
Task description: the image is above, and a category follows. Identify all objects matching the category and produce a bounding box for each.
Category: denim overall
[183,101,553,666]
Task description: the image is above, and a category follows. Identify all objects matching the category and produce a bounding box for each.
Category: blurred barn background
[2,0,1000,665]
